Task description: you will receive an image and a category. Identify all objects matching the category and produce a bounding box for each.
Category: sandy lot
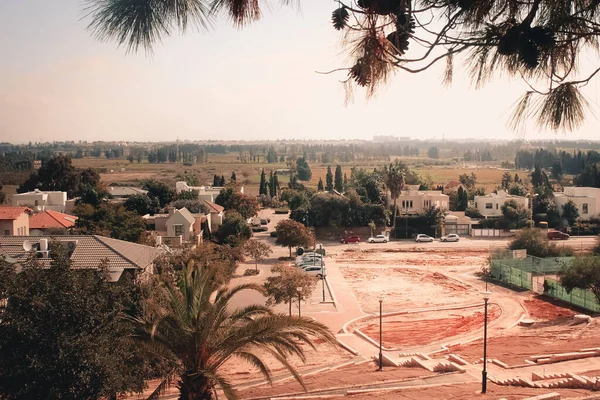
[340,266,479,313]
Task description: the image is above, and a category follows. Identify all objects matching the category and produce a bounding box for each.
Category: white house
[176,182,243,202]
[203,200,225,229]
[395,190,449,214]
[473,191,529,218]
[554,187,600,220]
[166,207,196,241]
[12,190,67,213]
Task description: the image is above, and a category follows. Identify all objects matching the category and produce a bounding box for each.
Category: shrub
[243,269,259,276]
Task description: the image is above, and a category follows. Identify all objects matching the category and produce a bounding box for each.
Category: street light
[297,287,302,317]
[320,244,326,302]
[481,291,492,394]
[378,297,384,371]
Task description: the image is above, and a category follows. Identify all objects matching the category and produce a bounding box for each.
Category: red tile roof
[0,207,32,220]
[204,200,224,213]
[30,210,78,229]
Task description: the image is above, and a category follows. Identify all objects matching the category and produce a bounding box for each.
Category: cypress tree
[259,169,267,195]
[334,165,343,192]
[325,166,334,191]
[317,178,324,191]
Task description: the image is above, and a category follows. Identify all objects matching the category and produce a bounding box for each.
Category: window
[174,224,183,236]
[583,203,589,214]
[485,203,493,209]
[496,204,499,210]
[424,200,431,208]
[3,230,9,235]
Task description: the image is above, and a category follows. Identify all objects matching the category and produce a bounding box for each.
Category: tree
[559,257,600,305]
[215,211,252,246]
[455,186,468,211]
[231,171,237,182]
[501,172,513,190]
[427,146,439,159]
[509,228,573,258]
[264,264,318,316]
[349,168,385,204]
[508,184,527,197]
[130,263,335,400]
[368,220,376,237]
[220,175,226,186]
[317,178,324,191]
[500,199,531,229]
[296,157,312,181]
[325,166,334,191]
[142,179,176,208]
[275,219,314,258]
[0,182,5,204]
[74,203,147,243]
[384,161,405,236]
[215,184,260,220]
[551,162,563,179]
[243,239,273,272]
[172,199,208,214]
[0,244,152,399]
[562,200,580,227]
[334,165,343,192]
[124,193,160,215]
[213,174,220,187]
[259,169,268,196]
[459,173,477,190]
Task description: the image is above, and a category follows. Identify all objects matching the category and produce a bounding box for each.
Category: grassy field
[71,157,511,195]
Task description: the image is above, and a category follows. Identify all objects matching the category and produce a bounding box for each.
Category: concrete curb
[323,276,338,309]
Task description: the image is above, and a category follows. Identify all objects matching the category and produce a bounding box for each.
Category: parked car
[251,225,268,232]
[296,256,324,266]
[302,265,327,279]
[260,218,271,225]
[341,235,361,244]
[548,230,569,240]
[415,234,434,243]
[440,234,460,242]
[368,234,389,243]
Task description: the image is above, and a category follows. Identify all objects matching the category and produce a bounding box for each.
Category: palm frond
[145,378,171,400]
[210,0,261,27]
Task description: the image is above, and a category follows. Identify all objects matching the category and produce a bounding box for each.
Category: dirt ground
[450,318,600,365]
[236,362,435,399]
[360,305,502,348]
[339,266,480,313]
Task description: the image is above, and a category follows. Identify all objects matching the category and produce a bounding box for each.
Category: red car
[548,230,569,240]
[341,235,361,244]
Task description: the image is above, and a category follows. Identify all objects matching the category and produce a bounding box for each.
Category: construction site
[229,241,600,400]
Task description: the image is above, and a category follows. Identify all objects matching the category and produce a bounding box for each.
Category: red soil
[361,306,501,348]
[521,295,577,321]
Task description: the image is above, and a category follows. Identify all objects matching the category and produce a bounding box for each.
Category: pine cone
[387,31,410,55]
[332,7,349,30]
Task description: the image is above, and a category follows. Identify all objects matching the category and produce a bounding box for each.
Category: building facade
[12,190,67,213]
[473,191,529,218]
[554,187,600,220]
[0,207,31,236]
[396,190,449,214]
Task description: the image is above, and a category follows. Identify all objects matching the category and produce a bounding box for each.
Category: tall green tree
[334,165,343,192]
[384,161,405,236]
[215,183,260,220]
[317,178,324,191]
[562,200,580,227]
[131,264,335,400]
[142,179,176,208]
[259,169,268,196]
[74,203,147,243]
[296,157,312,182]
[231,171,237,182]
[559,256,600,304]
[275,219,314,258]
[325,166,334,191]
[0,244,153,399]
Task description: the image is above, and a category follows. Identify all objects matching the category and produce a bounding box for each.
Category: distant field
[71,157,513,194]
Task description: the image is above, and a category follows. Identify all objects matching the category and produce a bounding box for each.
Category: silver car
[440,233,460,242]
[368,234,389,243]
[415,234,434,243]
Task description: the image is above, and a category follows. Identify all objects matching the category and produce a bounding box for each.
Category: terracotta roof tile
[30,211,78,229]
[0,206,32,220]
[203,201,224,213]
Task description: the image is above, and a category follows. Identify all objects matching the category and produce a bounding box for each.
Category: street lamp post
[378,297,384,371]
[297,287,302,317]
[481,291,492,394]
[320,244,326,302]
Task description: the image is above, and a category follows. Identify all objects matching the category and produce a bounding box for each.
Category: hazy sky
[1,1,600,144]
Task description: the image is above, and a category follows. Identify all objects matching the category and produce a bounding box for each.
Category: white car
[368,234,389,243]
[440,233,460,242]
[302,265,327,278]
[295,255,324,266]
[415,234,434,243]
[297,259,325,268]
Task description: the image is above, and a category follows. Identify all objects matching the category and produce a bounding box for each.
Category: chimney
[168,206,175,216]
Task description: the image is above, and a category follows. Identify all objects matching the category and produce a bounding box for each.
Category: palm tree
[132,265,335,400]
[384,161,405,238]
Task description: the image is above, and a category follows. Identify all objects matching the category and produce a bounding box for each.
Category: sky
[1,1,600,144]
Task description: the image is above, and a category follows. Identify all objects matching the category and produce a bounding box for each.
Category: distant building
[394,190,449,214]
[0,235,163,281]
[0,206,32,236]
[144,207,210,247]
[175,182,243,203]
[444,181,468,194]
[473,191,529,218]
[107,186,148,199]
[29,210,78,235]
[373,135,400,142]
[554,187,600,220]
[12,189,67,213]
[203,201,225,229]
